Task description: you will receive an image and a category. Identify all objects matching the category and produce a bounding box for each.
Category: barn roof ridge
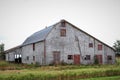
[22,19,114,51]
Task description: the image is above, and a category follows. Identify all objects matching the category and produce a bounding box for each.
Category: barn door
[95,55,102,64]
[74,54,80,65]
[53,51,60,64]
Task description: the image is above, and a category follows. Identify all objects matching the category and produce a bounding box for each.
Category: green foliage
[0,43,4,53]
[116,57,120,65]
[78,76,120,80]
[113,40,120,56]
[0,61,42,70]
[0,43,5,60]
[0,61,9,67]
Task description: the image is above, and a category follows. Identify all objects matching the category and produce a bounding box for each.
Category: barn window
[98,44,102,50]
[84,55,90,60]
[27,56,29,60]
[61,21,66,27]
[89,43,93,48]
[33,56,35,61]
[68,55,73,60]
[33,43,35,51]
[107,56,112,60]
[60,29,66,37]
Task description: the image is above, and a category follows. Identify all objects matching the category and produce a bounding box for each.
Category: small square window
[68,55,73,60]
[107,56,112,60]
[60,29,66,37]
[98,44,102,50]
[84,55,90,60]
[89,43,93,48]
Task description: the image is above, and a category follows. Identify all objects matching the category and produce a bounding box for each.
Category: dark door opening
[15,54,22,63]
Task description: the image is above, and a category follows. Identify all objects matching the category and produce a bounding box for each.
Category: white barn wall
[5,47,22,62]
[73,25,95,64]
[46,23,80,64]
[7,52,15,62]
[5,53,9,61]
[22,41,44,65]
[45,22,115,65]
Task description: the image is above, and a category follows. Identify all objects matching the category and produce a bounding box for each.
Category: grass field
[79,76,120,80]
[0,58,120,80]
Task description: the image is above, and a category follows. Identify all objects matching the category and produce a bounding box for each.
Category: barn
[5,19,115,65]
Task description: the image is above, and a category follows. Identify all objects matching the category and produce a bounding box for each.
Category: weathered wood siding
[45,22,115,65]
[5,52,15,61]
[5,47,22,62]
[22,41,44,65]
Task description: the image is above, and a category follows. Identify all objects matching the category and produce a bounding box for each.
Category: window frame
[107,55,112,60]
[68,55,73,60]
[89,43,93,48]
[98,44,102,50]
[60,29,66,37]
[84,55,91,60]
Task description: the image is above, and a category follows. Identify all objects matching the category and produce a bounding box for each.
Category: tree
[0,43,5,60]
[113,40,120,56]
[0,43,4,53]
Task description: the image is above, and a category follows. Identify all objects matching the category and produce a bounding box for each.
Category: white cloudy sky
[0,0,120,50]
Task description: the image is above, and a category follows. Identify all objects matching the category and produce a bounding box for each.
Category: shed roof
[5,45,22,53]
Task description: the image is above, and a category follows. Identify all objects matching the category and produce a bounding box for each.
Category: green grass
[0,57,120,80]
[78,76,120,80]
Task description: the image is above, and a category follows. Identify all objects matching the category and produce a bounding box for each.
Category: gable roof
[22,26,54,46]
[22,19,114,51]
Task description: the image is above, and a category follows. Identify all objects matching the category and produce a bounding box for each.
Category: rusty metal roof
[22,26,53,46]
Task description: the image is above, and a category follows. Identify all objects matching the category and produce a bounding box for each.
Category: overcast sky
[0,0,120,50]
